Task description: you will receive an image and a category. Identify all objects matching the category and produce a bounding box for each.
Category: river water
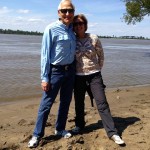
[0,34,150,102]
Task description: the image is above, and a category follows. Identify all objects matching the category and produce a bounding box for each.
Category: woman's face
[73,17,85,36]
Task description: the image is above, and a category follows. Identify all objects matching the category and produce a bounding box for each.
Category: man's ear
[58,10,60,17]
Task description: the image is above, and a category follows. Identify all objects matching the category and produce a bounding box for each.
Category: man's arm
[41,27,52,91]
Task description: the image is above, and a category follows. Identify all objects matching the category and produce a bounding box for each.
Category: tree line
[98,35,149,40]
[0,28,149,40]
[0,29,43,36]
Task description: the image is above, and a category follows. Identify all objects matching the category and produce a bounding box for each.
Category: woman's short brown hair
[73,14,88,31]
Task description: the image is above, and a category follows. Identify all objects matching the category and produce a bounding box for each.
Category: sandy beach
[0,85,150,150]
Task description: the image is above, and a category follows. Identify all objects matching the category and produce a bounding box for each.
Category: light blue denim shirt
[41,20,76,82]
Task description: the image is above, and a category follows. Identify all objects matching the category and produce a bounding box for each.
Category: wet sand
[0,85,150,150]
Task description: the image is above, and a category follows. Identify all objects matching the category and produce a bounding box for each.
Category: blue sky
[0,0,150,38]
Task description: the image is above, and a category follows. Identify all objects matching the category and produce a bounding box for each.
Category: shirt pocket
[57,34,70,42]
[56,34,70,50]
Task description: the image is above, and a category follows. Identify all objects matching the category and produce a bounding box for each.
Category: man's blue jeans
[33,62,75,138]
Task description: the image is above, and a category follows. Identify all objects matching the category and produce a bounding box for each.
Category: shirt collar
[57,20,72,30]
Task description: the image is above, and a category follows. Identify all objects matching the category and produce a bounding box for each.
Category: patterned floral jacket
[75,33,104,75]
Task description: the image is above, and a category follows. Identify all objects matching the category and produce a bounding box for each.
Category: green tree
[123,0,150,24]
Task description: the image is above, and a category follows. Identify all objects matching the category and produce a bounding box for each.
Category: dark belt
[51,61,74,71]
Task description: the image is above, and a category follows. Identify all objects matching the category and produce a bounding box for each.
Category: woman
[72,14,125,145]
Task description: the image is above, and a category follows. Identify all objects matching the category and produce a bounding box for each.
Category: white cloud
[0,14,49,32]
[17,9,30,14]
[28,18,43,22]
[0,1,149,38]
[0,5,46,31]
[0,6,13,14]
[88,22,150,38]
[75,1,125,14]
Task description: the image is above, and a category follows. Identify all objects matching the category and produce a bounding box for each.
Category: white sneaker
[55,130,72,138]
[28,136,40,148]
[111,135,125,145]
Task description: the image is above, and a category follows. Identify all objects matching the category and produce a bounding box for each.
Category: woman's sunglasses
[73,22,85,26]
[59,9,75,14]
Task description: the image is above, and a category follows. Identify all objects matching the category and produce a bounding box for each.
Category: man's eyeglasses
[73,22,85,26]
[59,9,75,14]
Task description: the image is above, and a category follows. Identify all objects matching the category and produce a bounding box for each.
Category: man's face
[58,1,74,26]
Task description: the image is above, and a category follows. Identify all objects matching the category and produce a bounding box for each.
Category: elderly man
[28,0,76,148]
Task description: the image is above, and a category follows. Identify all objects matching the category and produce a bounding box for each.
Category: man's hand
[41,82,50,91]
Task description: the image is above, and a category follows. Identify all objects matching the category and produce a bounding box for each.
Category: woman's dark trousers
[74,72,118,137]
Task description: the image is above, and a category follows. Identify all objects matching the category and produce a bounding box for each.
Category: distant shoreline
[0,29,43,36]
[0,29,149,40]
